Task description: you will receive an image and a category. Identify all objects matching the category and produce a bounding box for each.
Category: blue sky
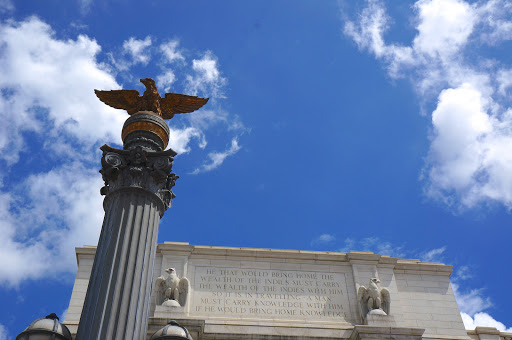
[0,0,511,338]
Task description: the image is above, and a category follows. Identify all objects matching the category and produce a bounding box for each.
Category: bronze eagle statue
[94,78,209,119]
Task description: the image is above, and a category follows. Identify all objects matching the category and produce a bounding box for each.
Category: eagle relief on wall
[357,278,391,322]
[155,268,190,307]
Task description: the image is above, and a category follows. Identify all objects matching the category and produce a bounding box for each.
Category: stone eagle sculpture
[155,268,190,307]
[357,278,391,320]
[94,78,209,119]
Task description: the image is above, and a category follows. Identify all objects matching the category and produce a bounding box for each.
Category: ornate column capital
[99,144,179,213]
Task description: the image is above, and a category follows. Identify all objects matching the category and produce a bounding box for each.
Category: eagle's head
[165,268,176,274]
[371,278,380,284]
[140,78,156,89]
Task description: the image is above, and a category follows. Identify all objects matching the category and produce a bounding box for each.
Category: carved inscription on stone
[192,267,350,321]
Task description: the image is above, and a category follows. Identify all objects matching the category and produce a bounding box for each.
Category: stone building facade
[63,242,512,340]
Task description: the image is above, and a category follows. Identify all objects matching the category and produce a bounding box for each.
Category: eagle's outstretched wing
[95,89,141,114]
[160,93,209,119]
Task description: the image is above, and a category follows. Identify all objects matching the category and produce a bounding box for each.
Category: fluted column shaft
[76,188,161,340]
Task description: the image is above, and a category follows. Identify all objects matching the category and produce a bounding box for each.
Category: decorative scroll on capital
[99,144,179,212]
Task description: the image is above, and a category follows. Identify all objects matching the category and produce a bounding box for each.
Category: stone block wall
[63,242,483,340]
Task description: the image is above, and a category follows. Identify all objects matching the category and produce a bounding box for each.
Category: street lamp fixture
[150,320,193,340]
[16,313,72,340]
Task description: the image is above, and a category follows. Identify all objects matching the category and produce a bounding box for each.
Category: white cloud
[0,163,104,286]
[110,36,153,71]
[343,0,414,78]
[192,138,240,174]
[452,276,512,332]
[452,263,511,331]
[156,40,184,92]
[160,40,185,64]
[476,0,512,44]
[193,55,220,82]
[339,237,407,258]
[312,234,336,245]
[453,283,492,316]
[186,51,227,98]
[455,283,512,331]
[79,0,93,14]
[412,0,475,59]
[168,126,205,154]
[343,0,388,57]
[455,265,473,280]
[319,234,335,242]
[186,109,227,130]
[0,17,121,286]
[425,83,512,208]
[340,238,356,252]
[168,107,245,159]
[0,324,8,340]
[462,312,512,332]
[343,0,512,210]
[187,108,245,134]
[61,308,68,322]
[0,0,13,13]
[0,16,125,164]
[419,246,446,262]
[156,70,176,92]
[122,36,152,65]
[0,16,241,167]
[497,68,512,95]
[155,48,245,164]
[154,48,246,163]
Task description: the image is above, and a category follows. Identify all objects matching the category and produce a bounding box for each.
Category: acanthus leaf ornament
[99,144,178,212]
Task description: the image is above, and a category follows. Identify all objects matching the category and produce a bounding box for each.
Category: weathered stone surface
[191,266,351,322]
[365,313,397,327]
[467,326,511,340]
[350,325,424,340]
